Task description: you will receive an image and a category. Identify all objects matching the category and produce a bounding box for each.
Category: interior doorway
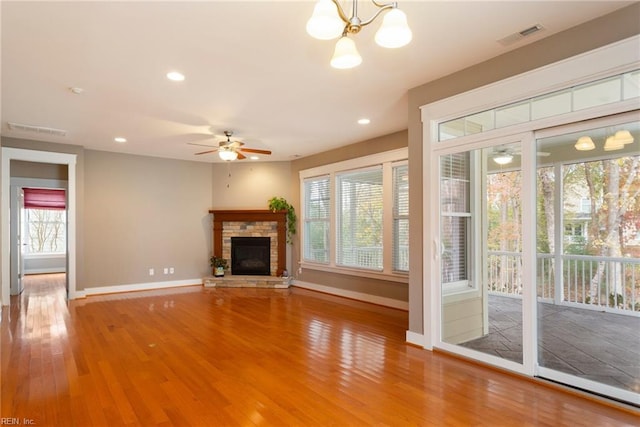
[1,147,77,305]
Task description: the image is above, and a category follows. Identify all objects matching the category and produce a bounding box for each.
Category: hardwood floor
[2,274,638,426]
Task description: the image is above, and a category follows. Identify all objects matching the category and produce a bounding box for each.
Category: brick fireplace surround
[209,209,287,277]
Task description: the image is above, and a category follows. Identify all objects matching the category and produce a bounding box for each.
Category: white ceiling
[1,1,633,163]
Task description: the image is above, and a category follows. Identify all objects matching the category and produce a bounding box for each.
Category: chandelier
[306,0,412,69]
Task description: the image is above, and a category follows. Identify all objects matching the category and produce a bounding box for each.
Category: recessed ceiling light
[166,71,185,81]
[357,118,370,125]
[250,156,259,160]
[114,137,127,143]
[69,87,84,94]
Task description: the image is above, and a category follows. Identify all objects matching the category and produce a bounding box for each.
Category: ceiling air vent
[497,24,544,46]
[8,122,67,137]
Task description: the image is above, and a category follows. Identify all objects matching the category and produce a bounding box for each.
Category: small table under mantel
[209,209,287,277]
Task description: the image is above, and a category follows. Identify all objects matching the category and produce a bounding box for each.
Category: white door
[10,188,25,295]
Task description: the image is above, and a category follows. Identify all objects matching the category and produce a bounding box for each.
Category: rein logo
[1,418,35,425]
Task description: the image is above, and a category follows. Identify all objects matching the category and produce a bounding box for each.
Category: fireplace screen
[231,237,271,276]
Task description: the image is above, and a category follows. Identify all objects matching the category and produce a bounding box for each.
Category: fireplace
[231,237,271,276]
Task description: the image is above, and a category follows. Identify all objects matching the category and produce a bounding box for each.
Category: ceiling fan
[192,131,272,161]
[491,147,550,165]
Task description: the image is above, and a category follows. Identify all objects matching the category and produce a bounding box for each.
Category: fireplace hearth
[231,237,271,276]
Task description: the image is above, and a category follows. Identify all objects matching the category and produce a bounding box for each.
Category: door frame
[1,148,77,305]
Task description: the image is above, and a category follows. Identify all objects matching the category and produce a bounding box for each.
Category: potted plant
[268,196,297,244]
[210,255,229,277]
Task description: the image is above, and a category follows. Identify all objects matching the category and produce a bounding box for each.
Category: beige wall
[211,161,292,209]
[406,3,640,334]
[290,130,408,301]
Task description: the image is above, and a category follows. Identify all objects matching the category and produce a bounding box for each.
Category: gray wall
[0,138,293,293]
[405,3,640,334]
[83,150,213,287]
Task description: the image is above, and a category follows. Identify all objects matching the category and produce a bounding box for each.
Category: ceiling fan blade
[188,142,218,148]
[237,152,247,160]
[240,148,272,155]
[195,149,219,155]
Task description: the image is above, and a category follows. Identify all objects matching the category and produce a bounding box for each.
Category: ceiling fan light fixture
[375,8,412,48]
[574,136,595,151]
[219,148,238,161]
[493,153,513,165]
[306,0,343,40]
[330,36,362,69]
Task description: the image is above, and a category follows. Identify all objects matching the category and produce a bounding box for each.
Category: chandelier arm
[330,0,351,24]
[356,3,396,28]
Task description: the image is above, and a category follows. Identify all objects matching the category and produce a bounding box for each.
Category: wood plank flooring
[2,274,638,426]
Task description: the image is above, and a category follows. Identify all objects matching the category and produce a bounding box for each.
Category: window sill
[300,262,408,284]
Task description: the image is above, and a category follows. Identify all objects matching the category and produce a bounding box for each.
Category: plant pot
[214,266,225,277]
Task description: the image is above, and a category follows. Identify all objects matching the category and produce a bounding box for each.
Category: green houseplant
[268,196,297,244]
[210,256,229,277]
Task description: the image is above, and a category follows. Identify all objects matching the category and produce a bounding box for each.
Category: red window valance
[23,188,66,210]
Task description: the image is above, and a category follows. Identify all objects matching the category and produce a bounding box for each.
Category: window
[299,148,408,278]
[23,188,66,255]
[337,166,383,270]
[393,163,409,272]
[303,176,330,263]
[440,152,471,289]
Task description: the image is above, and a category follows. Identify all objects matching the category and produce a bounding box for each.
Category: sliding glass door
[438,138,526,370]
[535,118,640,405]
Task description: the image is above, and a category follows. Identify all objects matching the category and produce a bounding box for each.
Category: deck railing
[488,251,640,314]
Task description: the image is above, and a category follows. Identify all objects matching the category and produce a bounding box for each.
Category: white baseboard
[82,278,203,297]
[292,279,408,310]
[406,330,426,348]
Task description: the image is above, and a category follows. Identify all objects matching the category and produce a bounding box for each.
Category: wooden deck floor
[460,295,640,393]
[1,274,638,426]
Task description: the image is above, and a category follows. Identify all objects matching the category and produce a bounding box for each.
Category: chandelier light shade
[374,8,412,48]
[307,0,412,68]
[330,36,362,69]
[306,0,343,40]
[575,136,595,151]
[218,148,238,161]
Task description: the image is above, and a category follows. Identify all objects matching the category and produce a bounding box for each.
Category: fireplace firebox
[231,237,271,276]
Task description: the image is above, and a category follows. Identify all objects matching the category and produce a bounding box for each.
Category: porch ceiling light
[614,130,634,145]
[603,135,624,151]
[575,136,595,151]
[492,152,513,165]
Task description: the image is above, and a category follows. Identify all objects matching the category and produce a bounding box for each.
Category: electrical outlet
[163,268,168,275]
[149,268,154,276]
[298,267,302,275]
[169,267,174,274]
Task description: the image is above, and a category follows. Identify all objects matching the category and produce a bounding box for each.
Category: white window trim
[300,147,408,283]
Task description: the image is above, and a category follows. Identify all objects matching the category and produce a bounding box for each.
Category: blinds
[23,188,66,210]
[303,176,330,263]
[440,153,470,284]
[336,166,383,270]
[393,164,409,272]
